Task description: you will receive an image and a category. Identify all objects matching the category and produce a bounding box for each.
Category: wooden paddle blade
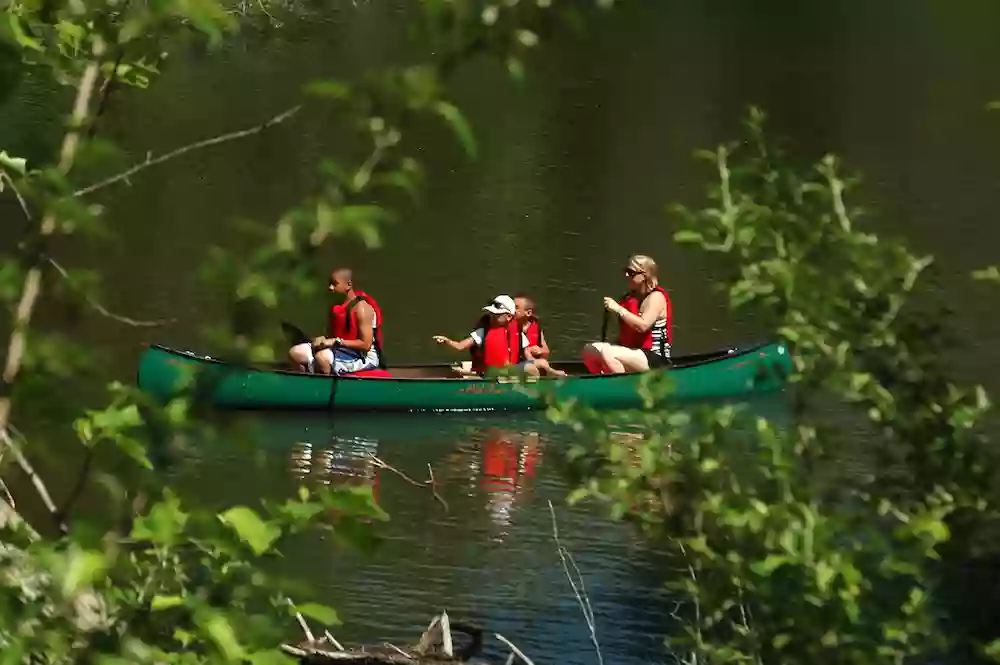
[280,321,311,346]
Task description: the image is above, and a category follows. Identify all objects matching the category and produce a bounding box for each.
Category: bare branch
[494,633,536,665]
[0,39,106,435]
[675,539,702,665]
[0,172,32,223]
[324,630,345,651]
[548,499,602,665]
[440,609,453,658]
[0,469,15,510]
[1,426,65,533]
[383,643,412,659]
[46,257,174,327]
[287,598,316,642]
[73,105,301,197]
[368,454,449,512]
[426,463,448,513]
[55,446,94,524]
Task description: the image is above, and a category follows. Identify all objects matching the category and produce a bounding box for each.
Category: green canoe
[136,341,791,412]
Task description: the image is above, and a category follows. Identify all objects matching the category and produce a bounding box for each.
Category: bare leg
[314,348,334,375]
[601,346,649,374]
[581,342,609,374]
[520,361,541,377]
[599,346,626,374]
[289,343,314,373]
[531,358,567,378]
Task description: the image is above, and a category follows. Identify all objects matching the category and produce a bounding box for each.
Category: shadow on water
[164,396,789,663]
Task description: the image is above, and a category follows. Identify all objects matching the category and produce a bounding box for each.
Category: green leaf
[304,79,352,100]
[249,650,299,665]
[673,229,705,245]
[116,435,154,469]
[62,547,109,596]
[151,595,186,611]
[295,603,341,626]
[219,506,282,555]
[750,554,788,577]
[0,150,27,176]
[195,608,244,660]
[7,14,43,52]
[433,101,477,159]
[131,493,188,547]
[972,265,1000,283]
[507,57,525,83]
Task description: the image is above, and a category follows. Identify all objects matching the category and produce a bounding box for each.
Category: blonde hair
[628,254,659,293]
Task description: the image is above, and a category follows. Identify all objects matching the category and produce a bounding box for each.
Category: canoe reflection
[289,434,381,502]
[257,414,557,537]
[439,428,544,538]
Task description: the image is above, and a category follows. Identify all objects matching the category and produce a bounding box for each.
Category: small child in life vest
[514,294,567,377]
[433,294,529,376]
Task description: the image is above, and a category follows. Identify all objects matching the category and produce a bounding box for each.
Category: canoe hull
[136,342,792,412]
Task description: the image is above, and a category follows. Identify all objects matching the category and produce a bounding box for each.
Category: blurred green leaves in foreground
[554,109,1000,665]
[0,0,619,662]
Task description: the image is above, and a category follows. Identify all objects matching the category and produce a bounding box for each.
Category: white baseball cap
[483,294,516,316]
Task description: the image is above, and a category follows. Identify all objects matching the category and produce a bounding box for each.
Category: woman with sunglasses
[581,254,672,374]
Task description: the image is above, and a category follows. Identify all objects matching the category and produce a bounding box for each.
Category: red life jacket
[523,319,542,348]
[470,317,521,374]
[518,319,544,362]
[616,286,672,352]
[328,290,385,364]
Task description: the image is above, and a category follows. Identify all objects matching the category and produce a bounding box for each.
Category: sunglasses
[625,268,644,278]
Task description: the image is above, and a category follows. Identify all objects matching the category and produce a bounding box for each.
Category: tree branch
[0,172,32,223]
[73,105,301,197]
[548,499,602,665]
[0,38,106,439]
[494,633,536,665]
[369,454,449,512]
[45,256,175,327]
[54,446,94,525]
[1,426,66,533]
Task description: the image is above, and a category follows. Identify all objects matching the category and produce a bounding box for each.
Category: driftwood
[281,609,535,665]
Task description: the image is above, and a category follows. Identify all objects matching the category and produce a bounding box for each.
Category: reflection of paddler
[288,436,382,506]
[518,431,540,483]
[481,434,518,494]
[481,432,519,532]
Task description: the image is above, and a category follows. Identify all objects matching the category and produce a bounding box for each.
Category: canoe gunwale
[141,341,778,384]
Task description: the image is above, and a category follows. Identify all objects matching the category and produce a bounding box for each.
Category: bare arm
[433,334,475,352]
[532,330,551,358]
[337,301,375,352]
[605,291,666,333]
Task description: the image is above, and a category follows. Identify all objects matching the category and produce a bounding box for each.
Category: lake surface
[4,0,1000,661]
[170,411,680,664]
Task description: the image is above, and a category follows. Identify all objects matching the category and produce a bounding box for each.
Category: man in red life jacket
[432,294,529,376]
[513,294,567,377]
[287,267,384,375]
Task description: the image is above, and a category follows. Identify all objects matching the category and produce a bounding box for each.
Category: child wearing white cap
[433,294,532,375]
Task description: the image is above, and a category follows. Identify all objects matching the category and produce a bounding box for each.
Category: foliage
[0,0,621,662]
[554,110,1000,664]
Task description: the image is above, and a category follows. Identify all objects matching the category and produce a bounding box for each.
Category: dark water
[4,0,1000,661]
[171,412,679,664]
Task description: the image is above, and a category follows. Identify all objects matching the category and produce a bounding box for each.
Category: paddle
[280,319,387,369]
[281,320,342,410]
[280,320,312,347]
